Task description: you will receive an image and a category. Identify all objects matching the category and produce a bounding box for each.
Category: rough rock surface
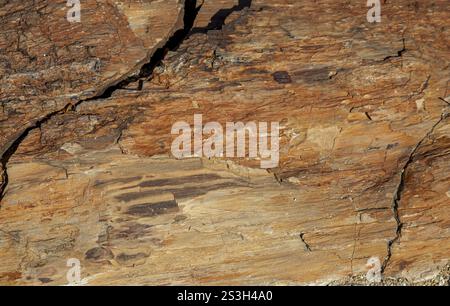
[0,0,449,285]
[0,0,184,157]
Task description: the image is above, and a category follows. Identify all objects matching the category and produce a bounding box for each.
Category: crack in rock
[300,232,312,252]
[0,0,256,204]
[191,0,252,34]
[382,108,449,273]
[0,0,203,204]
[383,38,407,62]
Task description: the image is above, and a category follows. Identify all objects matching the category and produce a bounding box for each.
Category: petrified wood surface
[0,0,184,157]
[0,0,449,285]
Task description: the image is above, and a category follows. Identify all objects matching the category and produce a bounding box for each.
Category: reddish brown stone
[0,0,448,285]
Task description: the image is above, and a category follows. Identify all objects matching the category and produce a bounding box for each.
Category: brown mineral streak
[0,0,449,286]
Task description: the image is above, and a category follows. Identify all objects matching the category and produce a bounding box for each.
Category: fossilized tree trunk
[0,0,449,285]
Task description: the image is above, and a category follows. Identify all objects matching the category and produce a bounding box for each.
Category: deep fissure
[191,0,252,34]
[0,0,256,203]
[381,110,449,272]
[0,0,203,203]
[95,0,203,99]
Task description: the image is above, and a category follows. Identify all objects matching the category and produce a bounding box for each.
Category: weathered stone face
[0,0,449,285]
[0,0,185,156]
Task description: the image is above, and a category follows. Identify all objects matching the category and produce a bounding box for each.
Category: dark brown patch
[174,215,188,223]
[126,200,179,217]
[243,68,270,74]
[272,71,292,84]
[292,66,332,83]
[93,176,143,188]
[116,252,149,263]
[85,247,114,262]
[39,277,53,284]
[138,174,222,188]
[116,182,247,203]
[111,223,153,240]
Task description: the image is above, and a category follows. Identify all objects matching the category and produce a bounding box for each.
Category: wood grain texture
[0,0,449,285]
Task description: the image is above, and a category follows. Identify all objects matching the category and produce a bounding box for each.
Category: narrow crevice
[0,0,257,204]
[439,97,450,106]
[92,0,203,99]
[383,38,407,61]
[0,0,203,204]
[270,172,283,185]
[190,0,252,34]
[0,105,70,203]
[300,232,312,252]
[381,110,449,272]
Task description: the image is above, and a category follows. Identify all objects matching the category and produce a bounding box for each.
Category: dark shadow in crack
[0,0,254,203]
[96,0,202,99]
[0,0,203,203]
[190,0,252,34]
